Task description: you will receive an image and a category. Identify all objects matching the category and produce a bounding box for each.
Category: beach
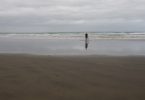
[0,32,145,99]
[0,54,145,100]
[1,0,145,99]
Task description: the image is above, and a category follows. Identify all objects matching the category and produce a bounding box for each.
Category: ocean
[1,32,145,39]
[0,32,145,55]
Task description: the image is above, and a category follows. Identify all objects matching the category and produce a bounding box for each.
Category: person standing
[85,33,88,40]
[85,33,89,50]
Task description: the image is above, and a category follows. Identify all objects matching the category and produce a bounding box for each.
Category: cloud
[0,0,145,32]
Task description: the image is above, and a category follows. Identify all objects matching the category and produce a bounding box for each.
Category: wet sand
[0,54,145,100]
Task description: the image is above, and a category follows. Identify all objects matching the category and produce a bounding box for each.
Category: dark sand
[0,54,145,100]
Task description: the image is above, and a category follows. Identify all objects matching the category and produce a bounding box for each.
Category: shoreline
[0,38,145,56]
[1,53,145,57]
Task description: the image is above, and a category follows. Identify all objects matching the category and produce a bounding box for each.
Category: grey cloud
[0,0,145,32]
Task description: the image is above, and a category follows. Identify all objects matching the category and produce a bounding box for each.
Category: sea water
[0,32,145,56]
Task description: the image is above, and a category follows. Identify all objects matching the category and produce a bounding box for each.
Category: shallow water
[0,35,145,56]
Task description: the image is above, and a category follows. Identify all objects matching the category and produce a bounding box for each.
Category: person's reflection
[85,33,89,50]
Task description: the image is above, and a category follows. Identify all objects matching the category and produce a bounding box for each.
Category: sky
[0,0,145,32]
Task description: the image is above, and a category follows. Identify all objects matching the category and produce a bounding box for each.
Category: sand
[0,54,145,100]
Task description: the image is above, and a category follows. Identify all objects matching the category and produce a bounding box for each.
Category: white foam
[0,32,145,40]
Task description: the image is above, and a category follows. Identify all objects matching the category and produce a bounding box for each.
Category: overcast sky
[0,0,145,32]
